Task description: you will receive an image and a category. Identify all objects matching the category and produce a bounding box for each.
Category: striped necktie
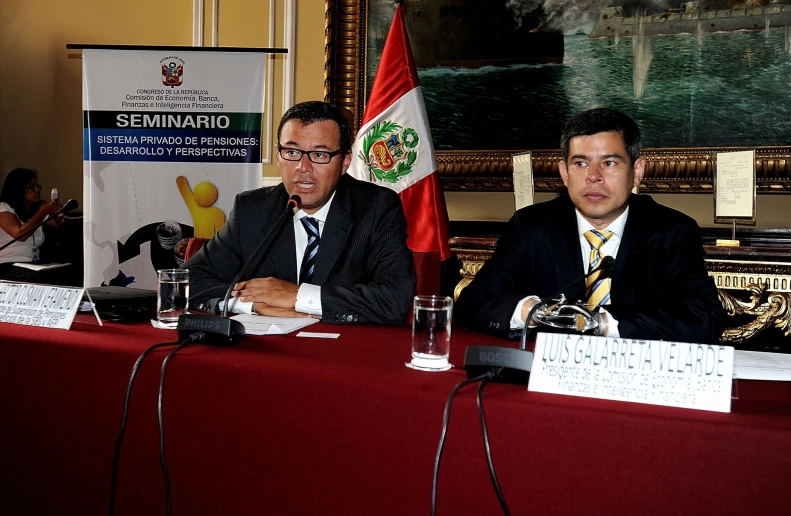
[584,229,614,308]
[299,217,320,284]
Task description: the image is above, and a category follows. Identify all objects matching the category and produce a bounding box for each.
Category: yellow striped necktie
[584,229,614,307]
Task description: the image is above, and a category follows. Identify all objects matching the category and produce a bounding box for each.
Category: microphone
[545,255,614,302]
[43,199,79,222]
[220,194,301,317]
[462,255,616,385]
[0,199,79,253]
[56,198,79,215]
[176,194,302,345]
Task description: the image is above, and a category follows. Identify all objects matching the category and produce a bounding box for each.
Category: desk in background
[450,236,791,349]
[2,317,791,515]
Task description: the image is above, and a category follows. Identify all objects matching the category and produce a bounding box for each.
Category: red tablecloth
[2,316,790,515]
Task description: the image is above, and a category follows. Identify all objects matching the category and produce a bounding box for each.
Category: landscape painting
[366,0,791,151]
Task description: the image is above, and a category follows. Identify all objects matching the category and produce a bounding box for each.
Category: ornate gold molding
[324,1,791,193]
[707,259,791,292]
[451,245,493,301]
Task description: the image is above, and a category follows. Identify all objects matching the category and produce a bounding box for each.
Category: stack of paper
[231,314,319,335]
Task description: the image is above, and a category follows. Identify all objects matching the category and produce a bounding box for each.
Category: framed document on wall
[714,150,756,225]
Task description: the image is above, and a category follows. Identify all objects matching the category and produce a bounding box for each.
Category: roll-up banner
[82,49,265,289]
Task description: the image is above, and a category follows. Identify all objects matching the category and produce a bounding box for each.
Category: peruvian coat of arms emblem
[357,121,419,183]
[161,58,184,88]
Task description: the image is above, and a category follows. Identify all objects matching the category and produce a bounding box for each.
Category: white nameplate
[528,333,734,413]
[0,282,84,330]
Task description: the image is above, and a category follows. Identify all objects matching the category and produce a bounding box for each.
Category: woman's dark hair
[0,168,39,222]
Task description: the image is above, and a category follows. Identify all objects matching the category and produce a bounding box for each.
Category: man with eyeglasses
[188,101,417,324]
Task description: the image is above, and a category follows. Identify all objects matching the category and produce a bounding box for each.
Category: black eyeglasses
[277,145,344,164]
[25,183,42,191]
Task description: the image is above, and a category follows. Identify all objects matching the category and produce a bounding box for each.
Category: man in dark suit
[456,108,725,343]
[188,101,416,325]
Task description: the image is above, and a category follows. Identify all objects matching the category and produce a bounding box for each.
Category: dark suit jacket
[456,194,725,343]
[187,174,416,325]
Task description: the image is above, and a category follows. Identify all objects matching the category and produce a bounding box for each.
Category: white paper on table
[231,315,319,335]
[733,350,791,381]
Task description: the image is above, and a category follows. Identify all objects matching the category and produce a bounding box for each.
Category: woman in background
[0,168,62,280]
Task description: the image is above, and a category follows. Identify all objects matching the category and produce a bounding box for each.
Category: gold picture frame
[323,0,791,193]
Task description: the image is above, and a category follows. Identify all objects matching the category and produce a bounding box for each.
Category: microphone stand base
[463,346,533,384]
[177,313,246,346]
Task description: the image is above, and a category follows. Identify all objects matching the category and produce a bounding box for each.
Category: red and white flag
[348,3,451,261]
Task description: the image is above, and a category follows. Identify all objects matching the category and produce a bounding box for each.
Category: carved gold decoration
[451,246,492,301]
[706,259,791,292]
[323,1,791,193]
[718,284,791,343]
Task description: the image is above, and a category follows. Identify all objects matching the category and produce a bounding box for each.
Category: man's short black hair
[560,108,642,164]
[277,101,353,154]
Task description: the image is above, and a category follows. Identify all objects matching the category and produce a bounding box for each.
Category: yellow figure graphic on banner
[176,176,226,238]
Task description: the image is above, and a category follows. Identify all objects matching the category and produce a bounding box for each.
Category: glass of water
[408,295,453,372]
[157,268,189,325]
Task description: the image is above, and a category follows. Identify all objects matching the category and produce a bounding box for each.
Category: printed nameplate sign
[0,282,84,330]
[528,333,734,413]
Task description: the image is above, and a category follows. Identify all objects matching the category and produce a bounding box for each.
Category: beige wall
[0,0,325,202]
[447,192,789,229]
[1,0,788,230]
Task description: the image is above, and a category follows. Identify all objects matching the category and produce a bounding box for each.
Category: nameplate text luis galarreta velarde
[528,333,734,413]
[0,282,84,330]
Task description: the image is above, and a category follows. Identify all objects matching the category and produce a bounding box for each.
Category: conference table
[2,315,790,515]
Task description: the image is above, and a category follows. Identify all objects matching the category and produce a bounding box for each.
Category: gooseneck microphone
[220,194,301,317]
[0,199,79,253]
[176,194,302,345]
[52,198,79,217]
[545,255,615,302]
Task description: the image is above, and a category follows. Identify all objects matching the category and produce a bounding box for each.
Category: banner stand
[69,44,286,289]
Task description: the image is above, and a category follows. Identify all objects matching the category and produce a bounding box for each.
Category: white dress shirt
[509,206,629,337]
[223,192,335,317]
[0,202,45,264]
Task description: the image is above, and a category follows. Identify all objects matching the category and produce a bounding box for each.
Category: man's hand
[520,298,541,325]
[232,277,299,309]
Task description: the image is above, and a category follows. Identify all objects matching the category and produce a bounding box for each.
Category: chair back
[184,237,210,262]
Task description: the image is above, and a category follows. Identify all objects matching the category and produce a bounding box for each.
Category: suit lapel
[267,220,298,283]
[611,195,648,301]
[311,179,353,285]
[252,186,298,283]
[553,197,586,301]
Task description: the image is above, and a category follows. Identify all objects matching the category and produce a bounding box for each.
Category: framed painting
[324,0,791,192]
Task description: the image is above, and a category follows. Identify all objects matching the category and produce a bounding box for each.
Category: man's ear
[633,157,646,188]
[341,151,352,175]
[558,160,569,188]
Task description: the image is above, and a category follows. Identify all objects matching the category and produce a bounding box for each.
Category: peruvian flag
[348,3,451,261]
